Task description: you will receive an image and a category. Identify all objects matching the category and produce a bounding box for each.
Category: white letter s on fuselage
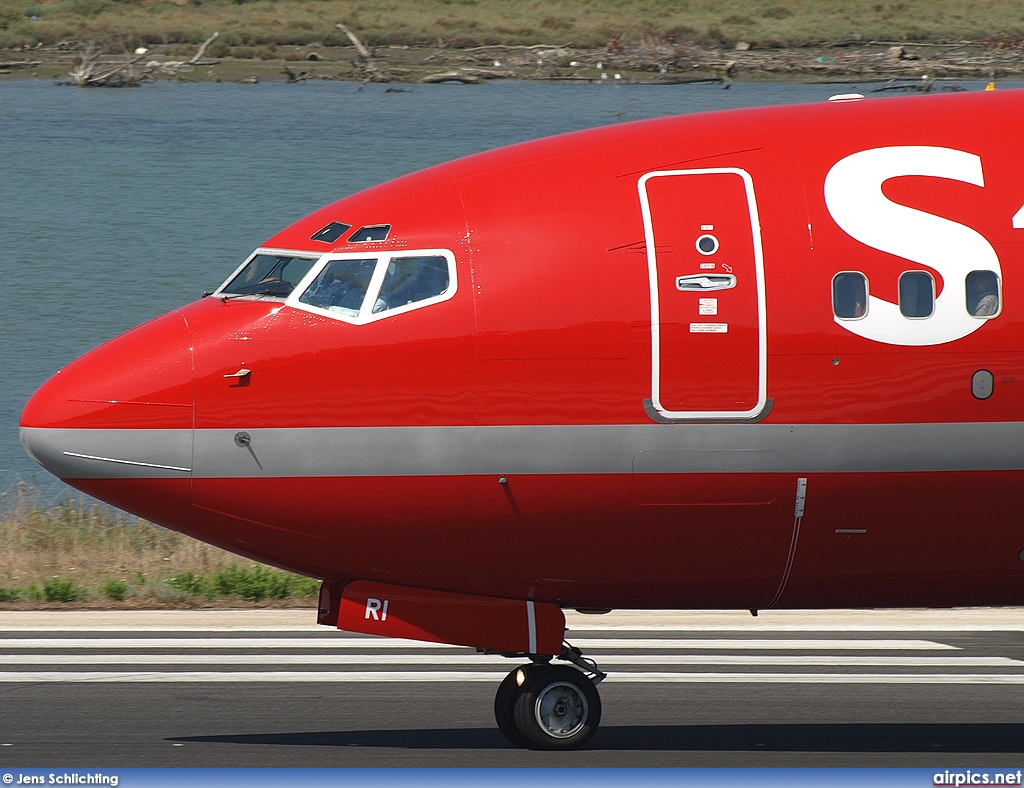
[824,146,1000,346]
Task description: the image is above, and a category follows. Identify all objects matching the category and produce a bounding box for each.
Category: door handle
[676,274,737,292]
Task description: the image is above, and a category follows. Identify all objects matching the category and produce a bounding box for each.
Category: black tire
[512,664,601,750]
[493,666,531,747]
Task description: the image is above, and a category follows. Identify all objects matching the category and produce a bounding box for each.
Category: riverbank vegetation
[2,1,1023,84]
[0,482,318,607]
[2,0,1024,52]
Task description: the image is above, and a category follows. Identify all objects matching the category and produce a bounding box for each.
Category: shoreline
[2,39,1022,86]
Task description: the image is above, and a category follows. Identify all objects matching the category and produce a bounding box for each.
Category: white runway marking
[553,639,957,650]
[0,637,445,649]
[611,672,1024,684]
[570,624,1024,633]
[3,671,1024,684]
[0,671,505,683]
[0,627,327,633]
[0,653,1013,667]
[2,622,1022,633]
[0,637,958,650]
[2,629,1014,686]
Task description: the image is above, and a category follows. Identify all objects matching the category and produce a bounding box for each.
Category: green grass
[0,481,319,606]
[1,0,1023,51]
[168,565,320,601]
[42,576,80,602]
[99,578,128,601]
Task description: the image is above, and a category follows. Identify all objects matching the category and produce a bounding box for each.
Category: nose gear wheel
[531,676,589,738]
[493,656,603,750]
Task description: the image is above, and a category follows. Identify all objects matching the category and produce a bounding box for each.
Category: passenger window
[832,272,868,320]
[373,256,450,313]
[899,271,934,318]
[222,254,317,298]
[966,270,1000,317]
[298,258,378,316]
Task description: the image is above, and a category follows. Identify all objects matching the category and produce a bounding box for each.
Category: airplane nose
[20,310,194,528]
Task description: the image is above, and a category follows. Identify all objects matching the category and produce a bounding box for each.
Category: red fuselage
[21,89,1024,612]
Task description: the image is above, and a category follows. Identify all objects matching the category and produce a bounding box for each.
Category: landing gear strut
[493,642,606,750]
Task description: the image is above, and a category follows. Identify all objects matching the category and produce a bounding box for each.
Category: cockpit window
[374,256,450,313]
[348,224,391,243]
[221,254,318,298]
[298,258,378,316]
[289,249,457,325]
[310,222,352,244]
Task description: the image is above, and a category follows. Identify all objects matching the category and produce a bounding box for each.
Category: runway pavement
[1,608,1023,766]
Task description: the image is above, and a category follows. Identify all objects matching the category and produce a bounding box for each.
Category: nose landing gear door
[639,168,768,422]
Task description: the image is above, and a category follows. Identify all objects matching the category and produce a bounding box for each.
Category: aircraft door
[639,169,767,421]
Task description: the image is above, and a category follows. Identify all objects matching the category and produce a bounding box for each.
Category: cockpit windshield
[289,250,456,324]
[298,258,378,316]
[221,254,318,298]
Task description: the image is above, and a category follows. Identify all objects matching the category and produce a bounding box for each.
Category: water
[0,77,1009,496]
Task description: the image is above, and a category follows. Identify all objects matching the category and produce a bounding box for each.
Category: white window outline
[286,248,458,326]
[898,270,935,320]
[965,269,1002,319]
[831,271,869,322]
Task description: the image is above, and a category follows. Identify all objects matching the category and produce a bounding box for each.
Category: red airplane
[20,87,1024,749]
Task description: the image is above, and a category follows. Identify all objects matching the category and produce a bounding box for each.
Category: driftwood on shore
[147,32,220,72]
[49,20,1024,88]
[419,67,516,84]
[69,42,148,87]
[68,32,221,87]
[419,71,485,84]
[412,30,1024,83]
[335,23,380,77]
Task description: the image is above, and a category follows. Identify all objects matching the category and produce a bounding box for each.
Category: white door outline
[638,168,768,421]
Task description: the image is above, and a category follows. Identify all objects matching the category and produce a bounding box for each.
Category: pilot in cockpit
[313,268,351,306]
[375,257,448,312]
[308,263,372,311]
[376,259,418,311]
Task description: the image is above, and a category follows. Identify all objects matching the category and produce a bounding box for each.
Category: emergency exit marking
[699,263,715,270]
[699,298,718,316]
[690,323,728,333]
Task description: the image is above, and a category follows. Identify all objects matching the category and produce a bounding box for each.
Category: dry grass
[2,0,1023,51]
[0,482,318,606]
